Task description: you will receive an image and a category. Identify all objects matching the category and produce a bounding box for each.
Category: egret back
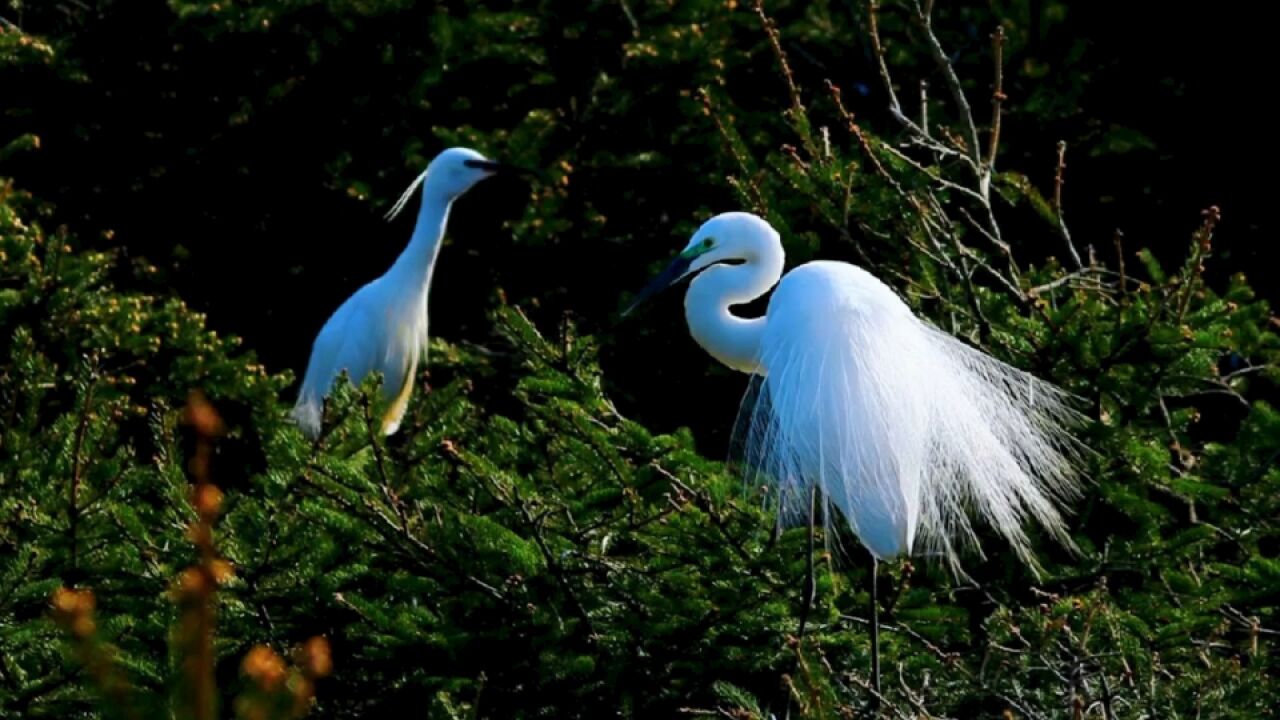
[730,261,1085,573]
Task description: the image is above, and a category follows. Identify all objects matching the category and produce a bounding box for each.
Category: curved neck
[388,186,452,290]
[684,240,784,375]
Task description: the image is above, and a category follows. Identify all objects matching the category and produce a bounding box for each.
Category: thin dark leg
[797,486,818,639]
[784,487,819,720]
[870,556,882,704]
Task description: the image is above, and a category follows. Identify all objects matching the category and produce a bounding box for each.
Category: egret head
[384,146,534,221]
[427,147,505,199]
[624,212,780,316]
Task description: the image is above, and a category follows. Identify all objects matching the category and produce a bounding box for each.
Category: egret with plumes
[625,211,1086,693]
[292,147,516,440]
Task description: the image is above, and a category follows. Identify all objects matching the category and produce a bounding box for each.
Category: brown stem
[754,0,803,117]
[1113,229,1127,297]
[1054,141,1085,269]
[987,27,1006,170]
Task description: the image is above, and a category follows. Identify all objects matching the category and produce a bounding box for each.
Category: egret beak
[464,158,541,178]
[622,253,695,317]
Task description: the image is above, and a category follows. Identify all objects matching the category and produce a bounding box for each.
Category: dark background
[2,0,1273,448]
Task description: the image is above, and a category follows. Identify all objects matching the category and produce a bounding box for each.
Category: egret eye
[701,237,715,249]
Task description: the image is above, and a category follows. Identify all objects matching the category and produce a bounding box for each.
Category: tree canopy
[1,2,1277,717]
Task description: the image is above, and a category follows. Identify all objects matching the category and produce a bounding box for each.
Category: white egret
[291,147,517,440]
[625,211,1086,693]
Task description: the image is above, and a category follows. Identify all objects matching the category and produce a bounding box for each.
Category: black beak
[464,158,541,179]
[622,254,694,317]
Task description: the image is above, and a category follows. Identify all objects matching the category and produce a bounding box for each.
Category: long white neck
[684,237,785,375]
[388,184,452,292]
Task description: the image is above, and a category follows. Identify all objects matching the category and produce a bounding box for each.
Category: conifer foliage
[2,2,1279,718]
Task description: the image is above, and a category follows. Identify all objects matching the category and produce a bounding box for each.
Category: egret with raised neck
[292,147,515,439]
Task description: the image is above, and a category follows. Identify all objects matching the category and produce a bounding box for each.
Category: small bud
[298,636,332,678]
[195,484,223,517]
[242,646,286,690]
[176,567,207,598]
[53,587,88,614]
[211,559,235,584]
[181,390,224,438]
[72,615,96,638]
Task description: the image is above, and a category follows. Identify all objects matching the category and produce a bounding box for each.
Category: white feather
[384,169,428,222]
[730,260,1087,575]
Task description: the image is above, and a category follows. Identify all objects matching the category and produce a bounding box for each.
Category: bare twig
[1028,269,1106,297]
[868,1,909,125]
[908,0,982,172]
[987,27,1006,170]
[1054,141,1085,269]
[618,0,639,37]
[866,0,1028,298]
[870,1,977,172]
[881,143,988,204]
[754,0,805,117]
[1113,229,1127,295]
[920,80,930,137]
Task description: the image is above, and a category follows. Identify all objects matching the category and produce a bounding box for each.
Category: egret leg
[870,556,882,704]
[784,487,820,720]
[797,486,818,639]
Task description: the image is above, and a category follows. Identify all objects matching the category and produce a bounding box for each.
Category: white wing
[291,279,420,439]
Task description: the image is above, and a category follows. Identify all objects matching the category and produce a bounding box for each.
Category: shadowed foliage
[1,1,1277,717]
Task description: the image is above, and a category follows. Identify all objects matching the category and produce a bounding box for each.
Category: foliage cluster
[2,2,1278,718]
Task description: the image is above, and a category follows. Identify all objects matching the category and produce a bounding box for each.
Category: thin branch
[1054,141,1085,269]
[987,27,1006,170]
[1028,268,1107,297]
[908,0,983,172]
[1222,363,1274,381]
[919,79,930,137]
[514,488,599,642]
[617,0,639,37]
[880,143,988,204]
[754,0,805,117]
[868,0,910,124]
[868,1,982,177]
[300,466,509,603]
[1113,229,1127,296]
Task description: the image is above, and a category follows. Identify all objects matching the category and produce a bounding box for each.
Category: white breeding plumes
[625,210,1090,695]
[627,211,1088,575]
